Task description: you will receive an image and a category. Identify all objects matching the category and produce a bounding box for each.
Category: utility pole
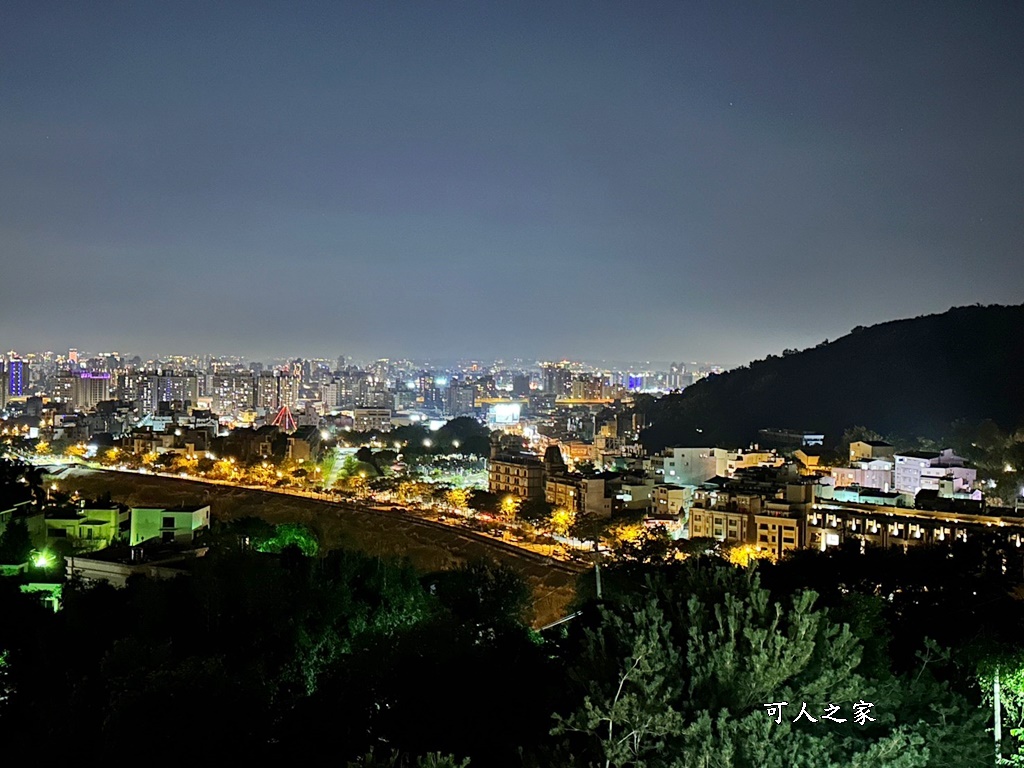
[995,664,1002,766]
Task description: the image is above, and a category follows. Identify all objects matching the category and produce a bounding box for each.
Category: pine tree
[553,562,987,767]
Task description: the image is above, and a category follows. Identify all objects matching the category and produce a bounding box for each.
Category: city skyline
[3,2,1023,363]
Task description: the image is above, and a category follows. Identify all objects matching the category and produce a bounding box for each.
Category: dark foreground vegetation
[5,518,1024,766]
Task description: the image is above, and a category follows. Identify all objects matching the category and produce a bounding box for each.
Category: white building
[129,505,211,546]
[832,459,894,492]
[652,484,692,517]
[894,450,976,496]
[661,447,718,485]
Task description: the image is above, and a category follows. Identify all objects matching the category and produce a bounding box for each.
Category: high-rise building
[446,383,476,417]
[71,372,111,411]
[7,358,27,398]
[542,364,572,398]
[209,372,256,417]
[256,370,300,412]
[133,371,200,413]
[512,374,531,397]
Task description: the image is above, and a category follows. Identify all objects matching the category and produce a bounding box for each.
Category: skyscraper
[7,358,27,397]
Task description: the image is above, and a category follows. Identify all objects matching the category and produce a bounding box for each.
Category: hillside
[639,304,1024,450]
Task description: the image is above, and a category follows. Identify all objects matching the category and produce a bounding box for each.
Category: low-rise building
[129,504,210,546]
[894,449,976,495]
[661,447,717,485]
[66,543,208,588]
[831,458,894,491]
[41,500,129,552]
[351,408,392,432]
[689,505,751,543]
[652,484,691,518]
[489,452,546,499]
[849,440,895,463]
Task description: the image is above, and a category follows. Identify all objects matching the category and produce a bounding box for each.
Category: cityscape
[2,2,1024,766]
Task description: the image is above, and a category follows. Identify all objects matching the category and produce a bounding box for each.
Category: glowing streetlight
[423,438,432,447]
[32,550,55,569]
[452,440,460,449]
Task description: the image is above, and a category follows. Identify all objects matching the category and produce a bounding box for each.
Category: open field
[53,466,584,626]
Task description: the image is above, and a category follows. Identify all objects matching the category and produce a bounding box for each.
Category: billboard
[488,403,521,425]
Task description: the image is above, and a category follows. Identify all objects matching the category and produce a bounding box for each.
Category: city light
[32,550,55,569]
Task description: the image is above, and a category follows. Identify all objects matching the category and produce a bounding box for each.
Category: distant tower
[271,405,297,432]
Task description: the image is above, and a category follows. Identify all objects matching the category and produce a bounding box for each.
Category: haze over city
[3,1,1023,364]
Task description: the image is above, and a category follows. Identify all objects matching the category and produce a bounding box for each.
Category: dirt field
[54,467,584,626]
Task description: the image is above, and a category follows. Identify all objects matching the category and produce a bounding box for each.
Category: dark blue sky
[2,1,1022,364]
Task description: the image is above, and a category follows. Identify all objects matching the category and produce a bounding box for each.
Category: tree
[552,602,684,767]
[346,752,470,768]
[550,506,577,537]
[445,488,470,510]
[467,490,501,514]
[553,561,987,767]
[427,559,532,637]
[836,426,884,453]
[254,523,320,557]
[518,497,554,526]
[0,514,32,565]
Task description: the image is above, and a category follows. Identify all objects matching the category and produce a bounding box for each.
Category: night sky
[2,1,1022,364]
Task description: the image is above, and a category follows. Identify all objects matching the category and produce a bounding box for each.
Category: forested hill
[639,304,1024,450]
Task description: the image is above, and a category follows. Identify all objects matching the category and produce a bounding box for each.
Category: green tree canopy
[554,560,987,767]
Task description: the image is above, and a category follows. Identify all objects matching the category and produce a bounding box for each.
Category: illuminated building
[130,371,200,414]
[257,370,300,411]
[894,449,976,495]
[542,363,572,397]
[351,407,392,432]
[570,374,604,400]
[63,371,111,410]
[849,440,894,463]
[661,447,718,485]
[40,499,128,552]
[652,484,691,517]
[129,504,211,546]
[489,452,546,499]
[209,372,256,418]
[6,357,27,397]
[446,383,476,417]
[831,459,894,491]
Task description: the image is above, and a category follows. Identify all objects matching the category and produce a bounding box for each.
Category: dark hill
[639,304,1024,450]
